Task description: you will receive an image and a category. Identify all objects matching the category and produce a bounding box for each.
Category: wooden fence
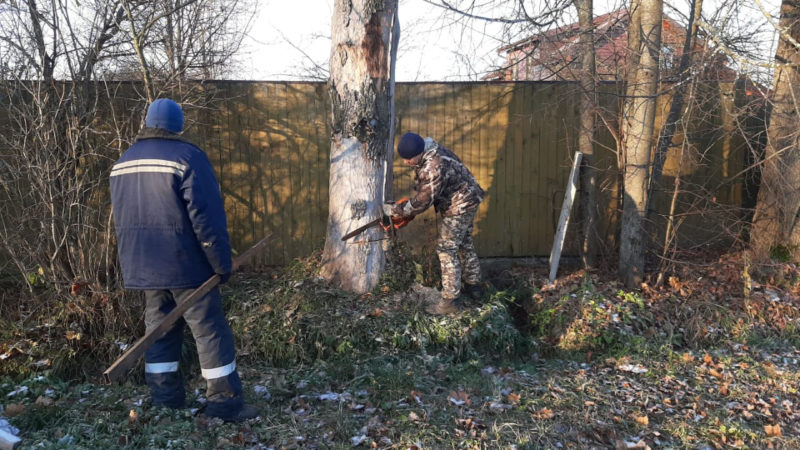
[0,81,756,268]
[187,81,754,265]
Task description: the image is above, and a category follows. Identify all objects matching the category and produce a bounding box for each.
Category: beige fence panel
[0,81,755,268]
[184,81,750,265]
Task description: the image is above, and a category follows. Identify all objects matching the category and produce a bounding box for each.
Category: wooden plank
[291,84,311,257]
[512,85,525,255]
[255,84,271,265]
[280,82,293,263]
[269,83,288,265]
[517,84,531,256]
[314,84,328,249]
[497,85,512,255]
[480,84,497,255]
[266,83,277,264]
[245,84,257,248]
[534,85,550,253]
[549,152,583,281]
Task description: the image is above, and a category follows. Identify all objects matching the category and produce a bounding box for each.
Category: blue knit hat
[397,132,424,159]
[145,98,184,133]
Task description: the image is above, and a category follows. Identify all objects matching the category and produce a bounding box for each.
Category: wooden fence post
[549,151,583,282]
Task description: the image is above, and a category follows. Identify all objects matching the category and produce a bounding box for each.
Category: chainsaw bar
[341,216,390,241]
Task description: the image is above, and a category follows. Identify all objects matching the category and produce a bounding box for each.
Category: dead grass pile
[0,286,143,380]
[512,251,800,357]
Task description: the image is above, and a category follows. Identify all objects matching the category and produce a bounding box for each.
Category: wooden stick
[0,428,21,450]
[103,234,272,384]
[549,152,583,282]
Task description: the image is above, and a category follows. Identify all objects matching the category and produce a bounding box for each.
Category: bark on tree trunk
[320,0,399,293]
[646,0,702,213]
[575,0,598,269]
[619,0,662,287]
[750,0,800,260]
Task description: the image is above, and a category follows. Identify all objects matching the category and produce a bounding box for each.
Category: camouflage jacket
[393,139,484,218]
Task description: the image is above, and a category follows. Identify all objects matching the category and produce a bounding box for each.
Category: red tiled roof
[486,8,736,82]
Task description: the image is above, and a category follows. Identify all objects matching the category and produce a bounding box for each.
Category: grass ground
[2,250,800,449]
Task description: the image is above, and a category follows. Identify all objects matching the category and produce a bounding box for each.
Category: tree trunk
[575,0,598,269]
[320,0,399,293]
[750,0,800,260]
[619,0,662,287]
[646,0,702,212]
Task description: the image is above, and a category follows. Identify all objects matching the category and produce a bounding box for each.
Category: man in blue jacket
[110,98,257,422]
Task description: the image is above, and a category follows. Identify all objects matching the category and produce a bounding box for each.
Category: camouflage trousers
[436,207,481,301]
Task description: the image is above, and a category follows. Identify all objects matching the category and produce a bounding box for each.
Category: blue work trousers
[143,287,243,419]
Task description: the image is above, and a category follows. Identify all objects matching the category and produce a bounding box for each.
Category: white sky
[237,0,779,82]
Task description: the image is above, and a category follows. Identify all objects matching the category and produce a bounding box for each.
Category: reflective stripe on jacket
[110,128,232,289]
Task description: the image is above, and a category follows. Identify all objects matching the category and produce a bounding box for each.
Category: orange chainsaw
[341,198,414,241]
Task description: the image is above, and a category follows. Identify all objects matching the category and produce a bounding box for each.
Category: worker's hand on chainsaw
[381,214,414,232]
[389,197,410,217]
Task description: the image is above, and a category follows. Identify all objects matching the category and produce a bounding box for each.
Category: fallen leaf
[66,331,81,341]
[448,391,470,406]
[5,403,25,417]
[70,281,90,296]
[669,276,682,291]
[507,392,521,405]
[681,353,694,363]
[532,407,554,419]
[409,390,423,405]
[764,424,782,437]
[35,395,53,407]
[635,415,649,426]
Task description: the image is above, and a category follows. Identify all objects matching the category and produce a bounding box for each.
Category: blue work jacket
[110,128,232,289]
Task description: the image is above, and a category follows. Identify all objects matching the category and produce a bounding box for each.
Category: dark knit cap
[397,132,424,159]
[145,98,184,133]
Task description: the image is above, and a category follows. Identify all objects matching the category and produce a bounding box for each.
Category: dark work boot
[224,404,260,423]
[426,296,464,316]
[207,403,260,423]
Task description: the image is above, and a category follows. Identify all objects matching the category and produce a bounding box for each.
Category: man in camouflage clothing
[389,132,485,315]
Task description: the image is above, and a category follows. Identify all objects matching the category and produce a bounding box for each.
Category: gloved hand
[218,272,232,284]
[390,197,410,217]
